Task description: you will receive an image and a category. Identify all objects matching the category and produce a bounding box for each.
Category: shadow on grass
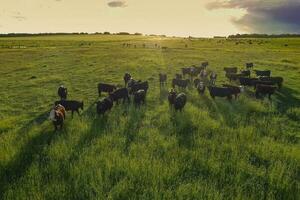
[0,126,56,198]
[275,86,300,116]
[123,105,146,154]
[170,110,196,149]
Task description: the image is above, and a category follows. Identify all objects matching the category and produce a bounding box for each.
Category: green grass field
[0,35,299,199]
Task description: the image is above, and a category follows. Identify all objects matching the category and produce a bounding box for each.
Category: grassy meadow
[0,35,299,199]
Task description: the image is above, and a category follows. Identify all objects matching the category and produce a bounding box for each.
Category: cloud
[11,11,27,21]
[206,0,300,33]
[107,0,127,8]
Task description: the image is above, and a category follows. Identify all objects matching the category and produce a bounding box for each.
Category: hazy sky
[0,0,299,37]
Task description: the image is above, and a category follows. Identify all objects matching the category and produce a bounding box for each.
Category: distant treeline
[0,32,145,37]
[228,34,300,38]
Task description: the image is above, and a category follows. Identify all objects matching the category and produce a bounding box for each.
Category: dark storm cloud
[206,0,300,33]
[107,1,127,8]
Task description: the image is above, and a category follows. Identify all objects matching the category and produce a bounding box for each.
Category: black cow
[109,88,130,104]
[58,85,68,100]
[202,62,209,68]
[168,89,177,106]
[172,79,190,89]
[222,84,243,99]
[96,97,113,115]
[182,67,190,77]
[209,72,217,85]
[98,83,117,96]
[175,74,183,80]
[259,77,284,88]
[255,84,277,100]
[224,67,238,74]
[55,100,84,117]
[123,73,132,86]
[208,86,233,100]
[129,81,149,94]
[226,73,247,82]
[255,70,271,77]
[134,89,146,106]
[239,77,258,86]
[174,93,187,111]
[252,80,276,89]
[241,70,251,78]
[159,73,167,86]
[246,63,254,69]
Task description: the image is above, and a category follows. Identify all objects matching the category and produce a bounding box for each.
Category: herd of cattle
[49,61,283,131]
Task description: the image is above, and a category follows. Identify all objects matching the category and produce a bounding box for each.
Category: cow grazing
[224,67,238,74]
[222,84,244,99]
[197,81,206,95]
[175,74,183,80]
[172,79,190,89]
[49,104,66,131]
[97,83,117,96]
[109,88,130,104]
[168,89,177,106]
[55,100,84,117]
[134,89,146,106]
[124,73,132,86]
[255,84,277,100]
[159,73,167,86]
[208,86,233,100]
[174,93,187,111]
[239,77,259,86]
[259,76,284,88]
[255,70,271,77]
[96,97,113,115]
[246,63,254,69]
[129,81,149,94]
[241,70,251,78]
[58,85,68,100]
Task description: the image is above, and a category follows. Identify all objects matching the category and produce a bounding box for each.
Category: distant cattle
[174,93,187,111]
[209,72,217,85]
[255,70,271,77]
[201,62,209,68]
[197,81,206,95]
[168,89,177,106]
[109,88,130,104]
[182,67,191,77]
[259,77,283,88]
[239,77,258,86]
[58,85,68,100]
[175,74,183,80]
[226,73,247,82]
[241,70,251,78]
[159,73,167,86]
[124,73,132,86]
[223,84,244,99]
[246,63,254,69]
[134,89,146,106]
[49,104,66,131]
[98,83,117,96]
[255,84,277,100]
[208,86,233,100]
[224,67,238,74]
[252,80,276,89]
[172,79,190,89]
[55,100,83,117]
[129,81,149,94]
[96,97,113,115]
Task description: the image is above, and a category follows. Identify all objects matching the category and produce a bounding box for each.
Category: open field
[0,35,299,199]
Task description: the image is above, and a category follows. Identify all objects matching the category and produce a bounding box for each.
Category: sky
[0,0,299,37]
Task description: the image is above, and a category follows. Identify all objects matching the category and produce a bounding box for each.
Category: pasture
[0,35,299,199]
